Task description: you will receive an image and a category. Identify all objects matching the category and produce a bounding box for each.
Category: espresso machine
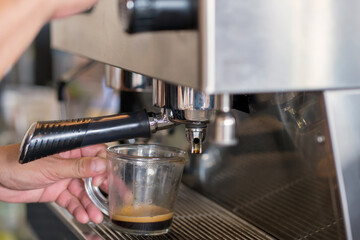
[22,0,360,239]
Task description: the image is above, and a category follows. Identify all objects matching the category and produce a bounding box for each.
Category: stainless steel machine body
[184,91,347,239]
[52,0,360,93]
[49,0,360,239]
[153,79,218,153]
[105,66,152,92]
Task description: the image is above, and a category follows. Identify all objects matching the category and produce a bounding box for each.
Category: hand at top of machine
[0,0,99,79]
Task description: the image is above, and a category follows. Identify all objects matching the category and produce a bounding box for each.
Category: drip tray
[48,184,274,240]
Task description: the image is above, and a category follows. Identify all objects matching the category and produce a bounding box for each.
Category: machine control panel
[119,0,197,33]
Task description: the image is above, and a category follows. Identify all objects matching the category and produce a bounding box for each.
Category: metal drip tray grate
[49,184,273,240]
[189,151,347,240]
[232,175,345,239]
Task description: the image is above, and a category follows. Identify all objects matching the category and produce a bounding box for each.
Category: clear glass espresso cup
[85,144,188,236]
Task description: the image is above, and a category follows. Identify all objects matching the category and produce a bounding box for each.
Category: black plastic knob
[119,0,198,33]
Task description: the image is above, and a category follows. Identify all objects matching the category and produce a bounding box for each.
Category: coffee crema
[111,204,174,232]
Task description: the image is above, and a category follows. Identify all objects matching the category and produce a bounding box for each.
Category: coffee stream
[111,204,174,231]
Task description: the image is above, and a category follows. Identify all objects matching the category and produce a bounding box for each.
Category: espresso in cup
[85,145,187,235]
[111,204,174,231]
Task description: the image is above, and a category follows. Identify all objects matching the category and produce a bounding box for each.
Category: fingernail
[93,176,105,187]
[95,214,103,224]
[90,159,106,173]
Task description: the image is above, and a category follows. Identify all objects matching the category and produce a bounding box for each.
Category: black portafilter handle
[19,110,151,164]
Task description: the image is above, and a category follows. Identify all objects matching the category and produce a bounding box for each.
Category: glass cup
[85,144,188,236]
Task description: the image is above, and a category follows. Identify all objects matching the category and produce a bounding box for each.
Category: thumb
[52,157,107,179]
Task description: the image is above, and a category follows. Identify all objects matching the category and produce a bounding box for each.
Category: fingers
[80,144,107,159]
[56,179,104,224]
[86,234,103,240]
[68,179,103,224]
[47,144,108,180]
[92,173,107,187]
[0,152,106,190]
[98,178,109,194]
[56,189,89,224]
[58,144,107,159]
[50,156,107,180]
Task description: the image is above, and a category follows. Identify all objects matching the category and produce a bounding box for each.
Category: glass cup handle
[84,177,109,216]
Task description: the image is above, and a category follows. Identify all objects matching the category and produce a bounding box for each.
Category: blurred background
[0,24,120,240]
